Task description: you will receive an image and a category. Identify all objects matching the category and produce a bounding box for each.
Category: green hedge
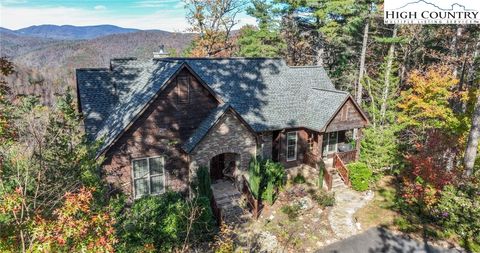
[115,192,215,252]
[347,162,372,191]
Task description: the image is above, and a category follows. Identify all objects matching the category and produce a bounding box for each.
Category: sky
[0,0,256,32]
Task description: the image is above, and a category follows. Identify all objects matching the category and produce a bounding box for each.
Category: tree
[464,92,480,176]
[31,187,117,253]
[0,92,103,252]
[235,0,285,57]
[184,0,246,56]
[398,65,460,132]
[0,57,15,145]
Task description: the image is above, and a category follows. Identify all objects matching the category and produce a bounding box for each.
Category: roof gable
[182,104,256,153]
[76,58,366,155]
[324,96,369,132]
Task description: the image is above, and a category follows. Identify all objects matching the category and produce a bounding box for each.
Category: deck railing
[335,150,357,165]
[333,153,351,187]
[241,175,261,219]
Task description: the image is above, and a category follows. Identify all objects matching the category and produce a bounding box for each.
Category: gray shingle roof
[76,58,352,155]
[181,103,231,153]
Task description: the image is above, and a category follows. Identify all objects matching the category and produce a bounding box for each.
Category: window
[177,77,190,104]
[286,131,297,161]
[132,157,165,198]
[322,132,338,155]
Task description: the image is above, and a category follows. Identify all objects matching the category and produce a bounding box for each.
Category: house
[76,57,369,200]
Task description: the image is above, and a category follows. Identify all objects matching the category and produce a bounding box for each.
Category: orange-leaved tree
[31,187,117,253]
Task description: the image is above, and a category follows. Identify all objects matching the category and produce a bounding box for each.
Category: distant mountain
[0,28,194,104]
[13,24,140,40]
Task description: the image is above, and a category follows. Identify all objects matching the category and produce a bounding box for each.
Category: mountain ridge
[2,24,145,40]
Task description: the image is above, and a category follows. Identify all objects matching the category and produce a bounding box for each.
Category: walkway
[211,179,251,225]
[328,172,374,239]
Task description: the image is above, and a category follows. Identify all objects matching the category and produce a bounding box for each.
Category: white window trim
[131,156,166,199]
[323,132,339,154]
[286,131,298,162]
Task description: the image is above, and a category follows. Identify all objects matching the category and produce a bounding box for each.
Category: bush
[281,203,301,221]
[262,160,285,205]
[248,157,285,204]
[436,181,480,251]
[197,166,213,200]
[311,190,335,207]
[248,158,263,199]
[116,192,215,252]
[292,174,306,184]
[348,162,372,191]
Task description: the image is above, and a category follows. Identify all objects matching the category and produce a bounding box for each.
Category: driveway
[316,227,464,253]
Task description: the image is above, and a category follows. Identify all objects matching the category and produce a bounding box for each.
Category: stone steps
[211,180,250,225]
[332,173,347,190]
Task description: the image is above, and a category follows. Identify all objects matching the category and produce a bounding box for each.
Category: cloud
[93,5,106,11]
[1,0,27,4]
[135,0,179,8]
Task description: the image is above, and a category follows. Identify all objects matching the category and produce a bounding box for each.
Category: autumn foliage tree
[398,65,461,132]
[31,187,117,252]
[0,91,105,252]
[184,0,246,56]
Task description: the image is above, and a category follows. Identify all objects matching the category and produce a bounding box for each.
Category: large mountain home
[76,57,369,202]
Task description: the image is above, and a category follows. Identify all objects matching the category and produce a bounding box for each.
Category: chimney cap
[153,45,169,59]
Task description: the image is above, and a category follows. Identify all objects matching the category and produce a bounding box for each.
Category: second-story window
[286,131,297,161]
[177,76,189,104]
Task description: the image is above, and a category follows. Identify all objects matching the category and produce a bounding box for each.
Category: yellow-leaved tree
[398,65,461,132]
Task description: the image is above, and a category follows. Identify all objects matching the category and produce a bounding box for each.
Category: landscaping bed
[234,180,337,252]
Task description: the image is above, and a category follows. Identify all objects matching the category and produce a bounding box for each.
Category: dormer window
[177,76,190,104]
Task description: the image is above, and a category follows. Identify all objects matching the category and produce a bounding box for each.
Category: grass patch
[281,203,301,221]
[310,190,335,207]
[355,176,398,229]
[292,174,306,184]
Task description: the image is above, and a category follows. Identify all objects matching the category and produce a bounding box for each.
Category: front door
[210,154,225,181]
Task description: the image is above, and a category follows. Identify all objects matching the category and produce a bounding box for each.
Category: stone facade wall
[102,68,219,200]
[190,111,257,184]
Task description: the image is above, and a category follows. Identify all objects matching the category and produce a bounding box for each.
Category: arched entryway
[209,152,240,182]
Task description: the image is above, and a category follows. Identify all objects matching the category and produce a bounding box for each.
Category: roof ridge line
[77,68,110,71]
[311,87,349,94]
[289,65,325,68]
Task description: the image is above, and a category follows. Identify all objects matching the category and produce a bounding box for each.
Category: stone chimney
[153,45,169,59]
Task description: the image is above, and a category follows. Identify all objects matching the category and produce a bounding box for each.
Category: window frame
[131,156,166,199]
[286,131,298,162]
[323,131,339,155]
